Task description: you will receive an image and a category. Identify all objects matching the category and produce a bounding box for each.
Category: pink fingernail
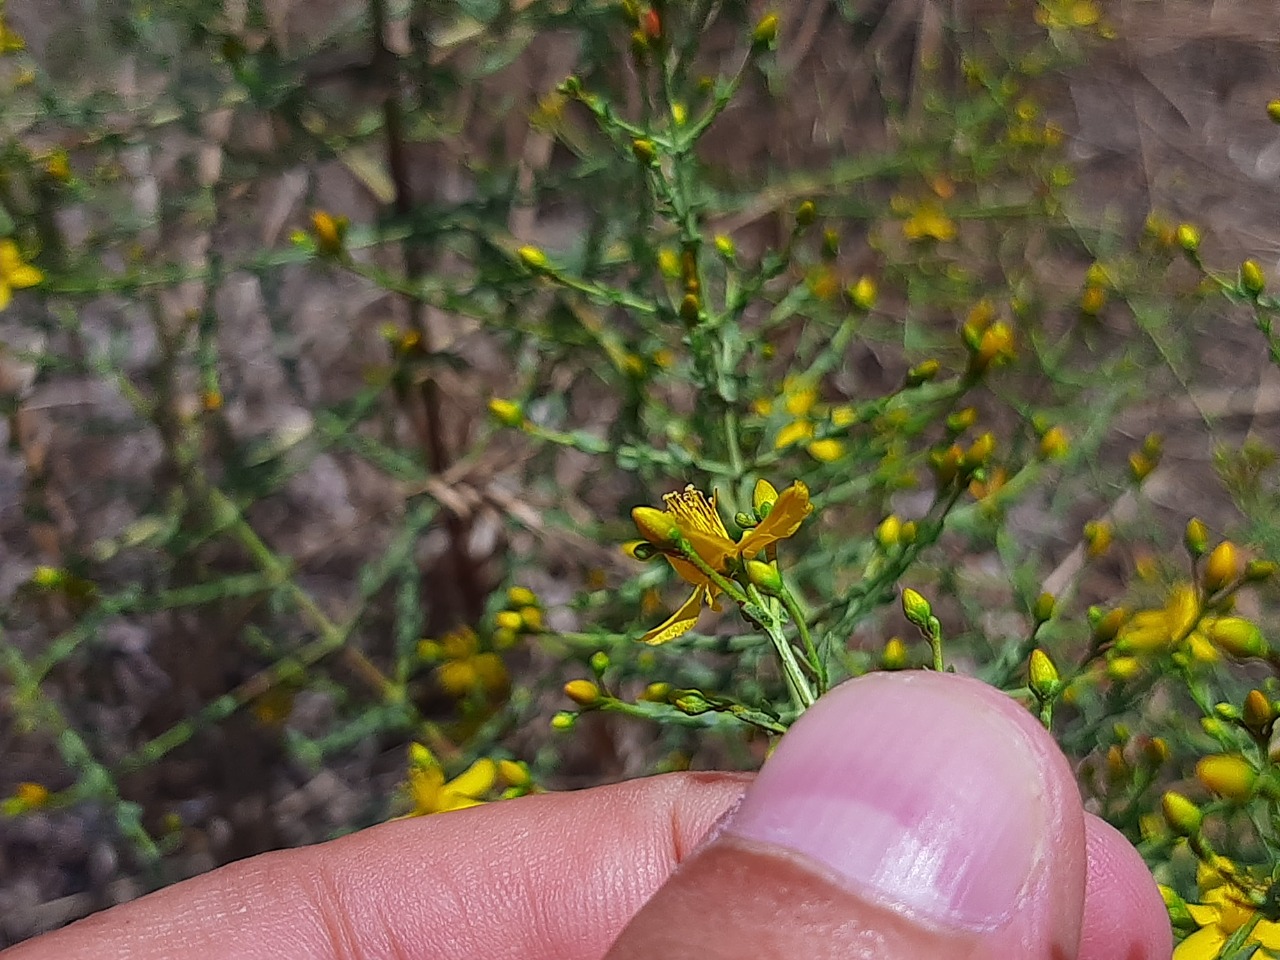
[727,671,1052,929]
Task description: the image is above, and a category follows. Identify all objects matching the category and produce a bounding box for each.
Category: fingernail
[727,671,1052,929]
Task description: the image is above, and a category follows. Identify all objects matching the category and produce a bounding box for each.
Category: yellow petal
[678,526,737,574]
[640,587,705,645]
[447,758,497,799]
[775,419,814,449]
[666,555,715,588]
[739,481,812,559]
[1253,919,1280,950]
[6,264,42,289]
[1186,903,1223,926]
[752,478,779,512]
[807,438,844,462]
[1173,927,1226,960]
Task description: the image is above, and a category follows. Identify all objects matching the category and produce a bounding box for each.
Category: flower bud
[1245,559,1277,583]
[488,397,525,427]
[901,588,933,631]
[1269,99,1280,124]
[518,245,551,272]
[1203,541,1241,593]
[1084,520,1113,557]
[1244,689,1274,732]
[640,681,672,702]
[1175,223,1201,254]
[1028,649,1059,699]
[848,275,878,310]
[589,651,610,675]
[744,559,784,594]
[631,506,681,548]
[905,359,940,386]
[881,637,908,669]
[1092,606,1128,644]
[1160,791,1202,836]
[752,478,779,515]
[563,679,601,707]
[875,515,902,549]
[679,293,701,325]
[795,200,817,227]
[1241,259,1266,297]
[714,235,736,259]
[631,138,656,164]
[1106,655,1141,681]
[1195,754,1256,802]
[1038,426,1069,460]
[1184,518,1208,558]
[1206,617,1267,659]
[1033,592,1056,624]
[751,12,779,51]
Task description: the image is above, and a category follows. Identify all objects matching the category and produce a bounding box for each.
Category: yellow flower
[0,240,43,311]
[1176,865,1280,960]
[401,744,496,817]
[902,199,957,242]
[631,482,812,644]
[1115,583,1204,656]
[428,626,509,697]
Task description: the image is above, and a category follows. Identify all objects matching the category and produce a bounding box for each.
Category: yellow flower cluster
[1173,860,1280,960]
[754,377,856,463]
[419,626,508,699]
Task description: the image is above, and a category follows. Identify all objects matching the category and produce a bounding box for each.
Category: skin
[3,678,1173,960]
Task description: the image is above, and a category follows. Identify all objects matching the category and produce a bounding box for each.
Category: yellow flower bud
[1160,790,1202,836]
[1245,559,1278,582]
[497,759,531,788]
[550,711,576,730]
[631,506,681,548]
[631,138,656,164]
[1195,754,1256,802]
[744,559,784,594]
[1084,520,1113,557]
[1038,426,1069,460]
[13,782,50,810]
[1092,606,1127,643]
[848,275,878,310]
[1184,518,1208,557]
[901,588,933,630]
[1206,617,1267,659]
[1028,649,1059,698]
[309,210,348,257]
[507,586,537,607]
[640,682,672,702]
[1203,541,1241,593]
[1106,655,1142,682]
[564,679,601,707]
[488,397,525,427]
[795,200,817,227]
[714,235,736,259]
[752,478,779,515]
[973,322,1015,372]
[1175,223,1200,254]
[751,12,779,50]
[494,610,522,631]
[679,293,701,325]
[899,520,918,543]
[1244,689,1274,732]
[875,515,902,549]
[518,245,551,272]
[1269,99,1280,124]
[905,359,940,386]
[881,637,908,669]
[1241,259,1266,296]
[1033,592,1056,624]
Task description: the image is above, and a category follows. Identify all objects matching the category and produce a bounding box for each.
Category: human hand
[2,671,1171,959]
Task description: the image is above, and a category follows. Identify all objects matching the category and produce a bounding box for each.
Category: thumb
[605,671,1086,960]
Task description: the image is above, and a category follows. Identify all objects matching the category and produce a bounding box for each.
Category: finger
[605,671,1091,960]
[1079,816,1172,960]
[2,770,748,960]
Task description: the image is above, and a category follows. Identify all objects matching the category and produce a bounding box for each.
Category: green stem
[780,586,826,696]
